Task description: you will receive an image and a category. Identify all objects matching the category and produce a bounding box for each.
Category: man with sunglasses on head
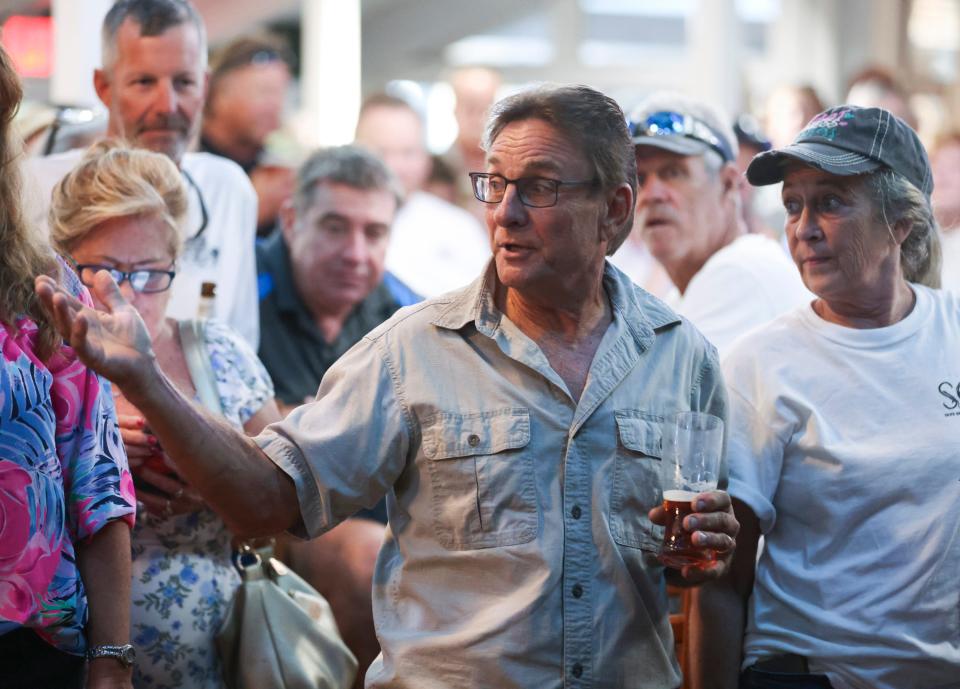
[630,94,809,354]
[26,0,260,348]
[38,83,740,689]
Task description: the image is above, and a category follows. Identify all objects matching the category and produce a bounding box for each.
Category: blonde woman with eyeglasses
[50,140,281,688]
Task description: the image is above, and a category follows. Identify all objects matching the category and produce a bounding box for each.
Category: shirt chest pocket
[421,408,538,550]
[610,412,665,551]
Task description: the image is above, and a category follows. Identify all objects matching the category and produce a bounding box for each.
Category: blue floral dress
[130,320,273,688]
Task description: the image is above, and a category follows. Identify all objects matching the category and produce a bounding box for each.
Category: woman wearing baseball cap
[690,106,959,689]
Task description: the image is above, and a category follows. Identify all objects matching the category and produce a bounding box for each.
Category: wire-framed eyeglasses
[469,172,595,208]
[75,264,176,293]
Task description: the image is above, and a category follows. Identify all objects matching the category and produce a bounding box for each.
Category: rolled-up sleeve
[721,349,786,533]
[255,334,412,538]
[723,385,782,533]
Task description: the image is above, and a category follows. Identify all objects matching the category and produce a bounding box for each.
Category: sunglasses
[629,110,735,162]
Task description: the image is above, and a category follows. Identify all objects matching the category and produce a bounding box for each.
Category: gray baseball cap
[629,94,737,163]
[746,105,933,196]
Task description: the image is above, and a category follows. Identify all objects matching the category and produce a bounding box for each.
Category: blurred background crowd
[1,2,958,689]
[4,0,960,296]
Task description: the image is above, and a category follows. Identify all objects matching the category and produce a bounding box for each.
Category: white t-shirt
[386,190,490,297]
[26,150,259,348]
[668,233,812,355]
[723,285,960,689]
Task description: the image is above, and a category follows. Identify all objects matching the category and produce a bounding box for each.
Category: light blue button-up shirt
[257,260,727,689]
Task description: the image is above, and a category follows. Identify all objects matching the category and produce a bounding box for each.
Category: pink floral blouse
[0,265,135,654]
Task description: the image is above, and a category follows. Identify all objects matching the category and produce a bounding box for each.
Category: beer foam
[663,489,699,502]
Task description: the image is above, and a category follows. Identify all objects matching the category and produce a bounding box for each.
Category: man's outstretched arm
[36,271,300,537]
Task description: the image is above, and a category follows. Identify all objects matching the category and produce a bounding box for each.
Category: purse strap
[177,319,224,416]
[180,320,275,565]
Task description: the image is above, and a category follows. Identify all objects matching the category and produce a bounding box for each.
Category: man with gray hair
[256,144,418,683]
[38,83,739,688]
[630,93,809,353]
[27,0,260,347]
[257,145,417,411]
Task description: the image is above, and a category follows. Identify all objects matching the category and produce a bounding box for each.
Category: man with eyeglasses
[630,94,809,354]
[37,84,739,689]
[26,0,260,348]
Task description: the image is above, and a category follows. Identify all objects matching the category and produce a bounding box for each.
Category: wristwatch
[86,643,137,668]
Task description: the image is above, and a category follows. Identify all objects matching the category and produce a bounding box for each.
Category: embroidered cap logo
[798,109,856,142]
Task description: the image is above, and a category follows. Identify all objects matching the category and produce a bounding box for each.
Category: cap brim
[633,135,710,157]
[746,141,882,186]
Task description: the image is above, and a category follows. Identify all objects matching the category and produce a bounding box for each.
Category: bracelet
[86,643,137,668]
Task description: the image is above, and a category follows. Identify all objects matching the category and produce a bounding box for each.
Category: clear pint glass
[658,411,724,569]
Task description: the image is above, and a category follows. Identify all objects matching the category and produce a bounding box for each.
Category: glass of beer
[658,411,724,569]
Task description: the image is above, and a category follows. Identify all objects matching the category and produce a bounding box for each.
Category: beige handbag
[178,319,358,689]
[216,546,358,689]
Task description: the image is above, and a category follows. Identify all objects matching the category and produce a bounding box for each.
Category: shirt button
[572,663,583,678]
[572,583,583,598]
[571,505,582,519]
[467,434,480,447]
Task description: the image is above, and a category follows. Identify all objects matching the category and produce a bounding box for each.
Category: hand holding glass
[658,411,724,569]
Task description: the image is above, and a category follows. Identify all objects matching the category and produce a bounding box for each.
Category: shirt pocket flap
[422,408,531,460]
[615,413,663,458]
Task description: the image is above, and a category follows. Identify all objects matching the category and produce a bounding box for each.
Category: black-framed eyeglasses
[469,172,595,208]
[75,264,176,293]
[629,110,735,163]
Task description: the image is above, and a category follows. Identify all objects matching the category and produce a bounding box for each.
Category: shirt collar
[431,258,681,350]
[430,259,499,334]
[260,232,308,316]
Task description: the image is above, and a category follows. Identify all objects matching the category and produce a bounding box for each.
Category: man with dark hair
[256,145,417,682]
[28,0,260,347]
[257,144,416,414]
[39,83,739,689]
[630,92,810,354]
[200,33,295,234]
